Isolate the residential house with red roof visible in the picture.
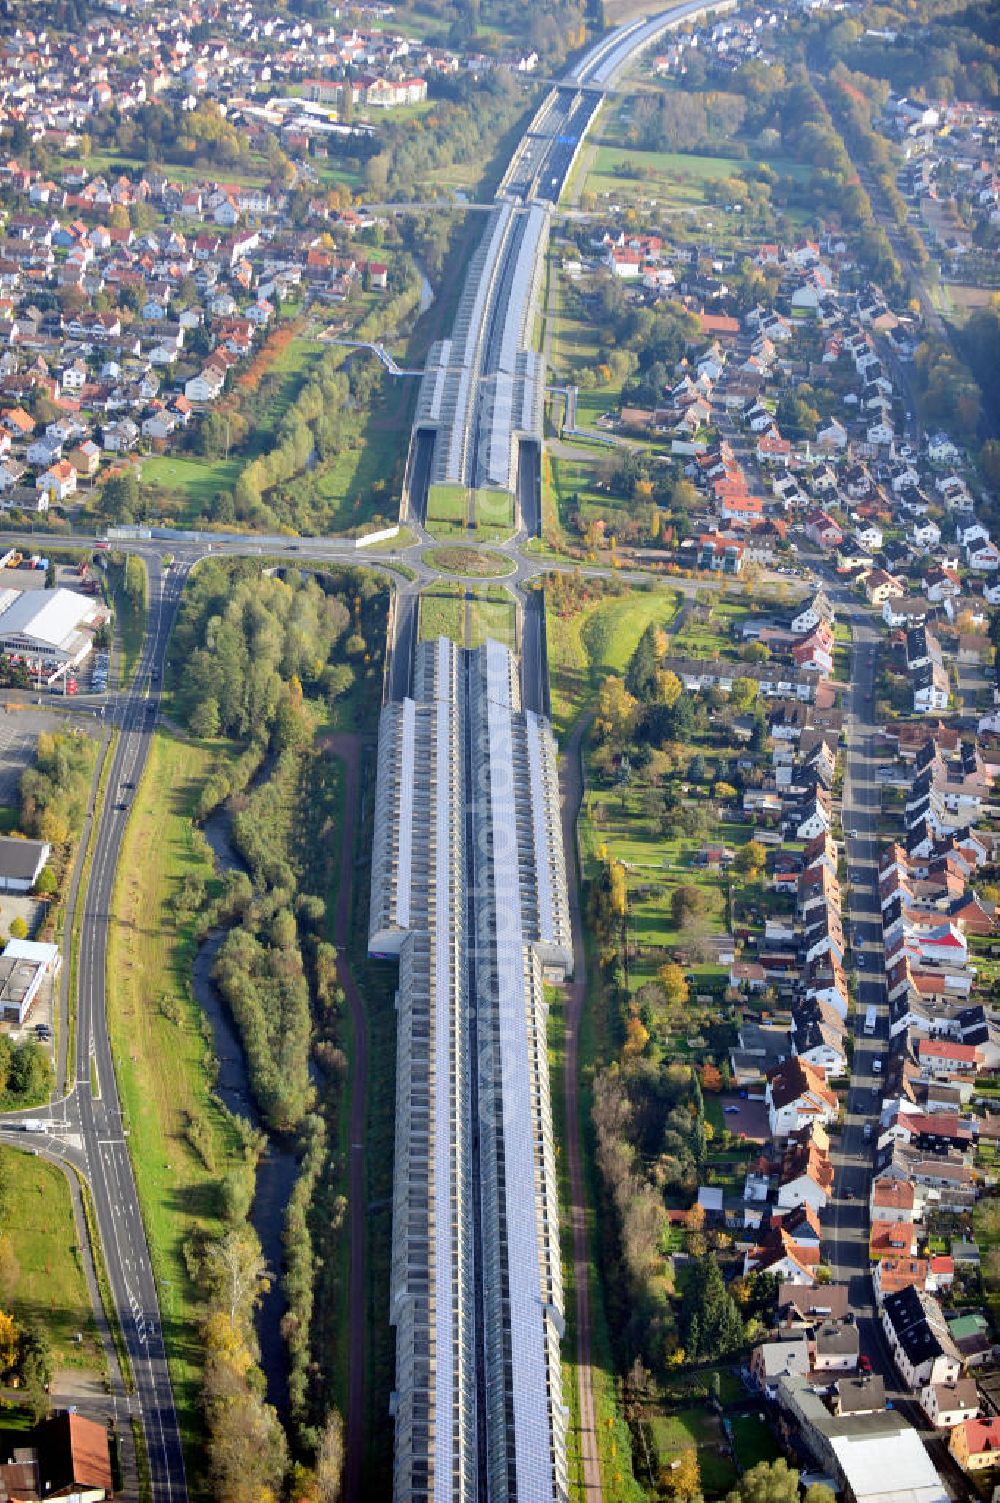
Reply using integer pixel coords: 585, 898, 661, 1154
949, 1417, 1000, 1472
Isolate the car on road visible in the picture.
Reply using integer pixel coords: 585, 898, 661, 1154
846, 1188, 855, 1200
116, 800, 128, 811
724, 1105, 740, 1114
123, 780, 134, 789
860, 1354, 872, 1373
872, 1083, 879, 1095
873, 1058, 882, 1074
857, 955, 865, 968
863, 1122, 873, 1139
849, 828, 859, 837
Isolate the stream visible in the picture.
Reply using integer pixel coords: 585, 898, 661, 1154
193, 807, 299, 1421
415, 258, 435, 316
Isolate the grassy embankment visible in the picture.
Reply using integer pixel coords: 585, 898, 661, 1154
105, 731, 246, 1487
546, 584, 682, 1501
0, 1145, 104, 1375
546, 584, 683, 739
549, 989, 647, 1503
418, 584, 517, 649
104, 554, 148, 684
424, 483, 516, 541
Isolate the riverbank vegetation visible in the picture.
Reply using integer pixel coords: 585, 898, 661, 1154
106, 729, 255, 1487
160, 559, 387, 1489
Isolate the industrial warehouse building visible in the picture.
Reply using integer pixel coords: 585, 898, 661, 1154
0, 586, 104, 683
370, 636, 572, 1503
0, 937, 60, 1024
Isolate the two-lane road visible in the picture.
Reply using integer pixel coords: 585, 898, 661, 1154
75, 559, 190, 1502
822, 578, 909, 1403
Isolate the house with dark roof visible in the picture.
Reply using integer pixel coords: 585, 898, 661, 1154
831, 1374, 886, 1416
0, 834, 49, 892
778, 1282, 850, 1326
881, 1285, 962, 1390
812, 1319, 860, 1372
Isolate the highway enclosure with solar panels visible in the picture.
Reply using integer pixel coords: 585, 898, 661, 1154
405, 0, 735, 538
377, 6, 736, 1501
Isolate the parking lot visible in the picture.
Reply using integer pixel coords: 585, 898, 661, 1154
0, 560, 84, 595
716, 1093, 770, 1144
0, 708, 96, 810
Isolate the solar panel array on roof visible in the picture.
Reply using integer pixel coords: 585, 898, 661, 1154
370, 639, 572, 1503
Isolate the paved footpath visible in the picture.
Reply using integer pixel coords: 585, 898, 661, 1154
560, 711, 603, 1502
325, 732, 368, 1503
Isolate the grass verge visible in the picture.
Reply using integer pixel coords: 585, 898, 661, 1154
0, 1146, 104, 1374
131, 1414, 152, 1503
549, 981, 645, 1503
106, 730, 246, 1484
106, 556, 148, 685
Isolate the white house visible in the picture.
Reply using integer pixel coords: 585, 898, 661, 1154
927, 433, 961, 465
967, 540, 1000, 573
766, 1057, 838, 1138
184, 369, 225, 403
911, 519, 941, 551
36, 459, 77, 501
0, 837, 51, 894
921, 1378, 979, 1430
881, 1286, 962, 1391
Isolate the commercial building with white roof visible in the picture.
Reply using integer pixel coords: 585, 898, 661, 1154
778, 1375, 949, 1503
829, 1428, 949, 1503
370, 636, 572, 1503
0, 586, 104, 681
